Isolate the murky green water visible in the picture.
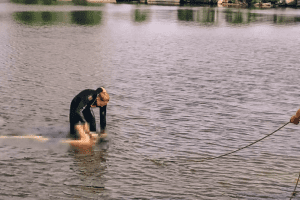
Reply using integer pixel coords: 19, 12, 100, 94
1, 1, 300, 199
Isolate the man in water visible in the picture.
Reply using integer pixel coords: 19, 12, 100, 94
69, 87, 110, 148
290, 108, 300, 125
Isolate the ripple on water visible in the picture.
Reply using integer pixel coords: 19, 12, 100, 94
0, 3, 300, 200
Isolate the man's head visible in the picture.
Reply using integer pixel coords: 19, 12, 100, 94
96, 88, 109, 107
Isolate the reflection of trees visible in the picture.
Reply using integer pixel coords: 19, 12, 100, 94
247, 12, 259, 23
273, 14, 300, 24
11, 0, 53, 4
14, 12, 63, 25
134, 10, 148, 22
71, 11, 102, 26
178, 9, 217, 25
196, 8, 215, 24
225, 9, 243, 24
178, 10, 194, 21
14, 11, 102, 26
14, 12, 35, 24
223, 10, 300, 25
41, 12, 52, 22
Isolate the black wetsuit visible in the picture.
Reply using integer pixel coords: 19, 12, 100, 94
69, 88, 106, 139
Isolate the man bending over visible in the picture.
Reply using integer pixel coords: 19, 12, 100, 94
69, 87, 109, 146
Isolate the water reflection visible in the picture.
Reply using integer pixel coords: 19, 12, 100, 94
273, 14, 300, 24
177, 8, 300, 26
41, 12, 54, 22
178, 9, 194, 21
196, 8, 216, 24
224, 10, 300, 25
71, 150, 107, 196
12, 0, 54, 5
178, 8, 217, 25
224, 9, 243, 24
13, 11, 67, 25
71, 11, 102, 25
134, 9, 148, 22
13, 11, 102, 26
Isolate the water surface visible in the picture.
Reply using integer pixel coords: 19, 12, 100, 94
1, 1, 300, 199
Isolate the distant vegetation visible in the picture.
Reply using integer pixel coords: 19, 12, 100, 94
11, 0, 103, 6
10, 0, 298, 8
244, 0, 278, 5
72, 0, 88, 5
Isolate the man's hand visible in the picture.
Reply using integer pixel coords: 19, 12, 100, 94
290, 115, 299, 125
296, 109, 300, 118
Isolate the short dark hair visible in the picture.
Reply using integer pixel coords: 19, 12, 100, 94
96, 87, 103, 94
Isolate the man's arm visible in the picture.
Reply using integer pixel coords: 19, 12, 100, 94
100, 105, 107, 133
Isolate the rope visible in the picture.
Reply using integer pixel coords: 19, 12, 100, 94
290, 172, 300, 200
185, 121, 290, 163
149, 121, 300, 198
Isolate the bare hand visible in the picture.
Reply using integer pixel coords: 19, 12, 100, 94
296, 109, 300, 118
290, 115, 299, 125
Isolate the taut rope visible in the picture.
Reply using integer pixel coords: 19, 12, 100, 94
186, 121, 290, 163
290, 172, 300, 200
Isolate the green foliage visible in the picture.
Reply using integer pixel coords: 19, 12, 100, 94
246, 0, 279, 4
24, 0, 39, 4
261, 0, 277, 3
72, 0, 88, 5
42, 0, 53, 5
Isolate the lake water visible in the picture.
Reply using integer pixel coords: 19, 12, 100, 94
1, 1, 300, 199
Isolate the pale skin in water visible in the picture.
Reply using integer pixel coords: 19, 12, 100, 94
63, 89, 109, 150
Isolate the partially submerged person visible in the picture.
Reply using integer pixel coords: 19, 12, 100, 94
290, 108, 300, 125
65, 87, 110, 152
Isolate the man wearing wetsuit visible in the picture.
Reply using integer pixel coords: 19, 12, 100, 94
69, 87, 109, 140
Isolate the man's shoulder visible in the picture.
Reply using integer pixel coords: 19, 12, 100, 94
74, 89, 98, 106
72, 89, 96, 102
76, 89, 97, 97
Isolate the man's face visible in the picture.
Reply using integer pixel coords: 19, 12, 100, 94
96, 96, 109, 107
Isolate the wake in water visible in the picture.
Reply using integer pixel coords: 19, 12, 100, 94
0, 132, 108, 155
